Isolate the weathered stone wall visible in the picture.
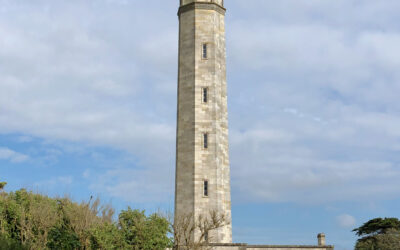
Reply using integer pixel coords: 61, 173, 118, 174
175, 2, 196, 228
168, 245, 334, 250
175, 0, 232, 244
208, 243, 334, 250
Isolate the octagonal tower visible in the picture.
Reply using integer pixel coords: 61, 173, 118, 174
175, 0, 232, 244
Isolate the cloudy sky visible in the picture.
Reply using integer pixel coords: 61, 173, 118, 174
1, 0, 400, 249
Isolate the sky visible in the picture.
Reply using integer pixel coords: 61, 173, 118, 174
1, 0, 400, 249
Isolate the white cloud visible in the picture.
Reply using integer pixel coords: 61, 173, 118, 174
0, 147, 29, 163
336, 214, 356, 228
89, 167, 174, 203
17, 135, 33, 143
82, 169, 91, 179
0, 0, 179, 204
34, 176, 73, 187
225, 0, 400, 203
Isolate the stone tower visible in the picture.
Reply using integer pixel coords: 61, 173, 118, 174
175, 0, 232, 243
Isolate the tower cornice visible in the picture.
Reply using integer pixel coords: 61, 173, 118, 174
178, 2, 226, 16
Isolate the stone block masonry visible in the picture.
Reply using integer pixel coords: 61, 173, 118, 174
175, 0, 232, 244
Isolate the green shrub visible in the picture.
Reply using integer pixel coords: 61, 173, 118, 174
119, 208, 172, 250
0, 234, 28, 250
47, 224, 81, 250
0, 186, 172, 250
89, 222, 128, 250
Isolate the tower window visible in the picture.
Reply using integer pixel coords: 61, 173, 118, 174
202, 43, 208, 59
202, 88, 208, 103
204, 180, 209, 197
203, 133, 208, 149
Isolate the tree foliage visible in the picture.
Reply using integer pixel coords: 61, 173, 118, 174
0, 187, 172, 250
0, 234, 28, 250
0, 184, 232, 250
119, 208, 172, 250
353, 217, 400, 237
0, 182, 6, 191
354, 218, 400, 250
89, 222, 128, 250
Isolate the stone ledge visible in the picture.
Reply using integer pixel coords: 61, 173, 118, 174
208, 243, 334, 249
178, 2, 226, 16
246, 245, 334, 249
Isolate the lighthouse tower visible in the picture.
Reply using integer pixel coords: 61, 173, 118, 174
175, 0, 232, 243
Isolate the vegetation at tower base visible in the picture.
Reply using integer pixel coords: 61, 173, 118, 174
353, 217, 400, 250
0, 182, 6, 191
0, 184, 229, 250
0, 186, 172, 250
118, 208, 171, 249
172, 210, 230, 250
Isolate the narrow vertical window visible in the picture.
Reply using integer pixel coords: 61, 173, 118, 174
205, 231, 209, 242
203, 133, 208, 149
204, 180, 209, 197
202, 88, 208, 103
202, 43, 208, 59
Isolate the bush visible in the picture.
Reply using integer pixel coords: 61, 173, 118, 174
119, 208, 172, 250
47, 224, 81, 250
89, 222, 127, 249
0, 187, 171, 249
0, 234, 28, 250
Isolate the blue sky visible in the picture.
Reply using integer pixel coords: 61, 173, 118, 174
1, 0, 400, 249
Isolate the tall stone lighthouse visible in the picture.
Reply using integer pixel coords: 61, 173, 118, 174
174, 0, 232, 244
